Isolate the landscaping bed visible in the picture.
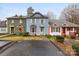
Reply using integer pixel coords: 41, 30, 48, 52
72, 40, 79, 55
54, 41, 75, 56
47, 35, 76, 56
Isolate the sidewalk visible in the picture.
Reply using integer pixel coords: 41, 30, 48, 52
64, 39, 75, 46
0, 41, 11, 47
0, 34, 11, 38
0, 41, 12, 49
0, 34, 14, 51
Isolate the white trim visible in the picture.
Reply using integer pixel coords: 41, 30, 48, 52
73, 27, 75, 32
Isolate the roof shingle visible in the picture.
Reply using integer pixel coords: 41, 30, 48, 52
51, 20, 79, 27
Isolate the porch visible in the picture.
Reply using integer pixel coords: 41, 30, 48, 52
49, 26, 79, 36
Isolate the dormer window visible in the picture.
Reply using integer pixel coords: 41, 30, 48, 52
20, 19, 22, 23
54, 24, 57, 26
14, 14, 18, 17
11, 20, 14, 23
64, 24, 66, 26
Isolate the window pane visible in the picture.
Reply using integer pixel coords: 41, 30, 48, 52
12, 20, 14, 23
56, 27, 60, 32
67, 27, 73, 31
1, 28, 6, 31
41, 19, 43, 24
32, 19, 35, 23
51, 27, 55, 32
20, 19, 22, 23
40, 27, 44, 32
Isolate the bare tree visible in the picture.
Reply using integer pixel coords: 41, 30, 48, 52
60, 4, 79, 24
47, 11, 56, 25
47, 11, 56, 20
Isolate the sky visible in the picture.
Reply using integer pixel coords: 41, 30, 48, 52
0, 3, 70, 20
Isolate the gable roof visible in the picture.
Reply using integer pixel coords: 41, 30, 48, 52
0, 21, 6, 27
51, 20, 79, 27
7, 12, 48, 19
27, 12, 48, 19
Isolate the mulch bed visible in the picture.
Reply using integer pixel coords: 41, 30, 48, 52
53, 41, 76, 56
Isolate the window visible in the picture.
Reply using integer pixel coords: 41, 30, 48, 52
52, 27, 60, 32
40, 27, 44, 32
41, 19, 44, 24
67, 27, 73, 31
11, 20, 14, 23
56, 27, 60, 32
1, 28, 6, 31
20, 19, 22, 23
51, 27, 55, 32
54, 24, 57, 26
32, 19, 35, 23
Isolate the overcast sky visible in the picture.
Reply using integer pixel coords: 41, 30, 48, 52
0, 3, 70, 20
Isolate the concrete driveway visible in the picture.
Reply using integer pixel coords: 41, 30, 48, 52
0, 40, 65, 56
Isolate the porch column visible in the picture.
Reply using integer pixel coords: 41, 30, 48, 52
73, 27, 75, 32
65, 27, 68, 36
48, 26, 51, 34
60, 27, 63, 35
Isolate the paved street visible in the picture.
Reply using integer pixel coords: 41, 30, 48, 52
0, 40, 65, 56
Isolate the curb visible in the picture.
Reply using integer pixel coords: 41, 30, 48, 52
49, 40, 69, 56
0, 41, 17, 53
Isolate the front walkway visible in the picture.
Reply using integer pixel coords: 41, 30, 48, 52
64, 39, 75, 46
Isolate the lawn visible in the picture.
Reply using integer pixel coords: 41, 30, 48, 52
0, 35, 48, 41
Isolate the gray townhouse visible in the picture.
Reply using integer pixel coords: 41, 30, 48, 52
26, 12, 49, 35
7, 7, 49, 35
7, 15, 26, 35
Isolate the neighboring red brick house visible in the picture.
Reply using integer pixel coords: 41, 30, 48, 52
49, 20, 79, 36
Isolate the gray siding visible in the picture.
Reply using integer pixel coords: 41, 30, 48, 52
26, 19, 49, 35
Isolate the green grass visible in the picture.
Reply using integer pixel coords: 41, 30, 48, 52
0, 35, 47, 41
46, 35, 56, 41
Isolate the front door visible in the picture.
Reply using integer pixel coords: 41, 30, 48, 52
11, 27, 14, 34
30, 25, 36, 35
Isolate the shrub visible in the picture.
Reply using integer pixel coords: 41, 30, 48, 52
55, 35, 64, 43
26, 32, 29, 36
16, 32, 23, 36
72, 44, 79, 55
46, 35, 52, 38
46, 35, 56, 40
16, 32, 29, 36
69, 32, 76, 39
22, 32, 29, 36
70, 35, 76, 39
